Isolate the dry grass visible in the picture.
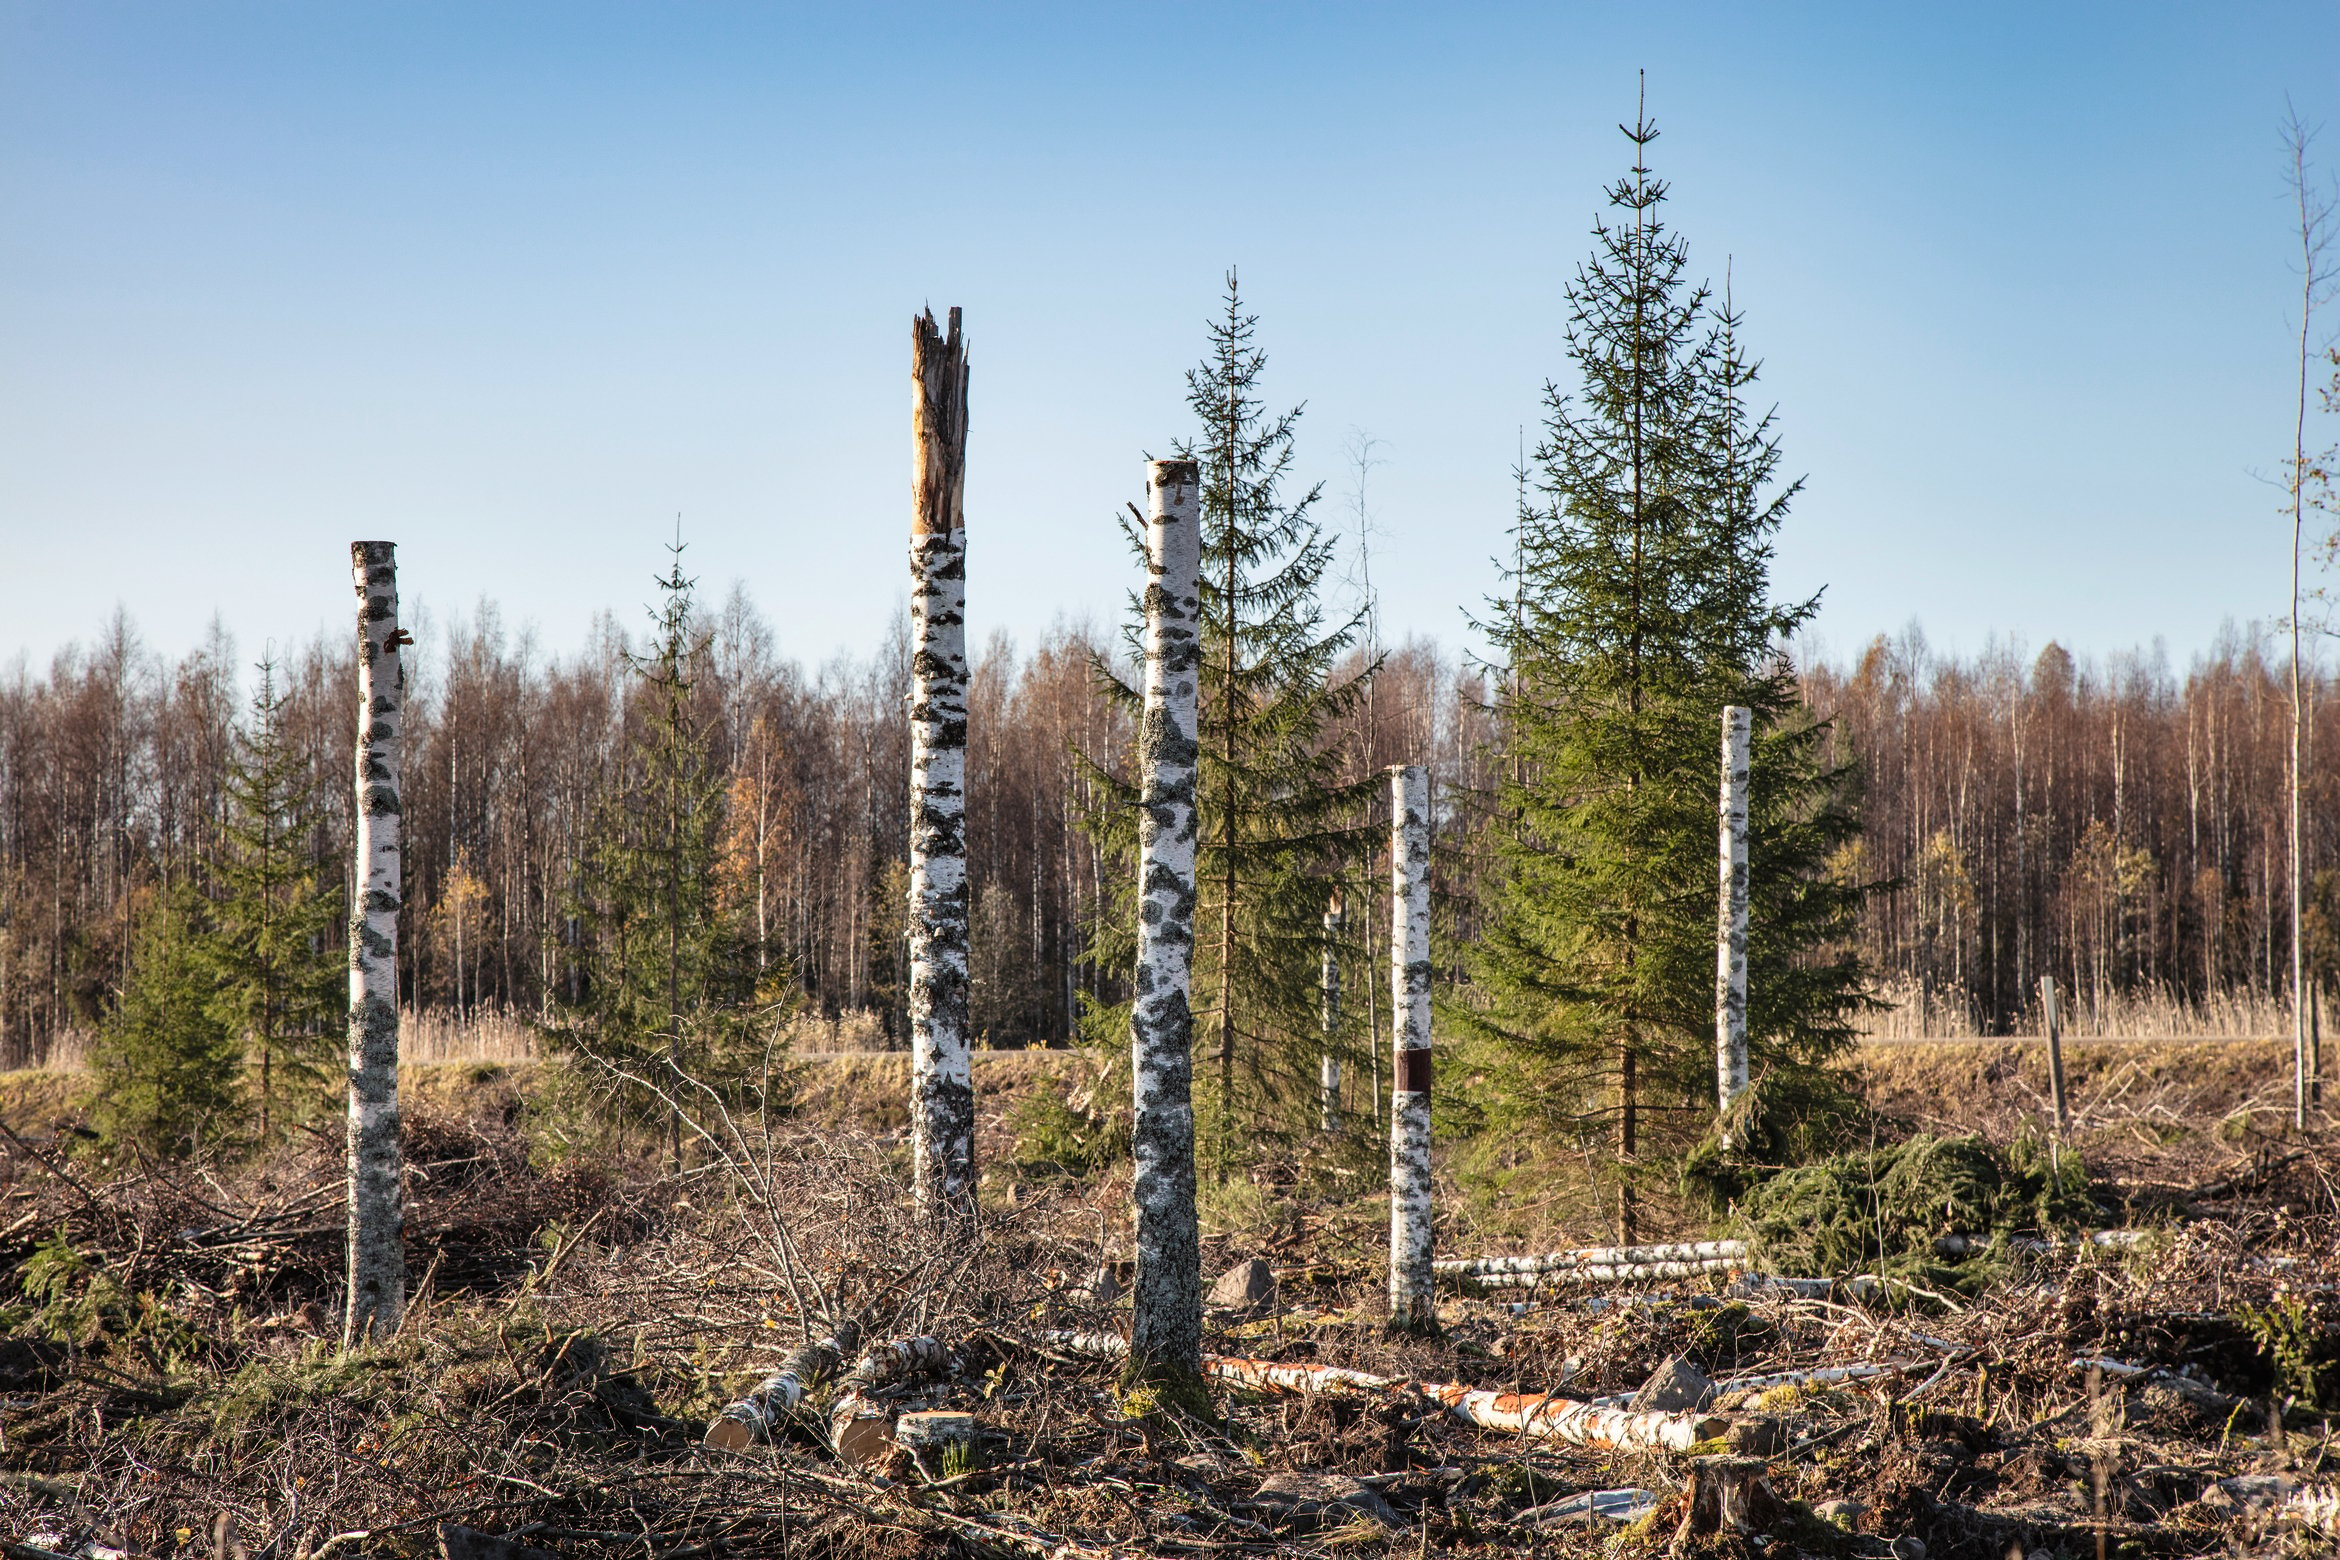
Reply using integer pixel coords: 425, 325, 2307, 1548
1858, 976, 2321, 1042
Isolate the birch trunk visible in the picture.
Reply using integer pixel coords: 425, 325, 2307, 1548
345, 541, 407, 1348
908, 306, 974, 1216
1319, 891, 1343, 1133
1129, 458, 1204, 1380
1715, 706, 1751, 1115
1387, 764, 1433, 1331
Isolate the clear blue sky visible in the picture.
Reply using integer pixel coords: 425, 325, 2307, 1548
3, 2, 2335, 680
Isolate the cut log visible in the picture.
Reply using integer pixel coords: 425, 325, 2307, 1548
1436, 1239, 1747, 1277
825, 1334, 957, 1464
705, 1320, 863, 1451
1453, 1257, 1743, 1289
1035, 1331, 1718, 1453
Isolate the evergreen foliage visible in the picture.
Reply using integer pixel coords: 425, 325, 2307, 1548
560, 543, 765, 1156
1082, 273, 1375, 1169
210, 659, 343, 1138
90, 888, 244, 1156
1455, 104, 1867, 1231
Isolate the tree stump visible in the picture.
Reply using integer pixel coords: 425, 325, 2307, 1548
1671, 1455, 1781, 1552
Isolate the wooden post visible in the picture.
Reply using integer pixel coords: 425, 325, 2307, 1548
2312, 979, 2323, 1107
345, 542, 407, 1348
1388, 764, 1434, 1332
1129, 457, 1204, 1382
908, 306, 974, 1217
1715, 706, 1751, 1116
1320, 889, 1343, 1133
2041, 975, 2068, 1134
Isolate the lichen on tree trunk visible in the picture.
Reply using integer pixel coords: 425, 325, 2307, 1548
1715, 705, 1750, 1115
1129, 458, 1204, 1383
1387, 764, 1433, 1332
345, 540, 406, 1348
908, 306, 974, 1217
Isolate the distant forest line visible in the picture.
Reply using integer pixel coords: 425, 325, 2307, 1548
0, 595, 2333, 1069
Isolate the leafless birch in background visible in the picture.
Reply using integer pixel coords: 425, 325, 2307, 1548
345, 541, 407, 1347
1320, 889, 1343, 1133
1715, 706, 1751, 1115
909, 306, 975, 1214
1387, 763, 1433, 1332
1130, 458, 1203, 1381
2284, 106, 2334, 1131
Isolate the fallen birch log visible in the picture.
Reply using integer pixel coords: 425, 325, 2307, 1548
1035, 1331, 1719, 1454
706, 1320, 864, 1450
829, 1335, 957, 1464
1436, 1240, 1747, 1278
1455, 1256, 1744, 1289
1713, 1360, 1919, 1397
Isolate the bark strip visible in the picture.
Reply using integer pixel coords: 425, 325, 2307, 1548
345, 541, 407, 1348
1387, 764, 1433, 1330
1716, 706, 1750, 1113
908, 306, 974, 1216
1129, 458, 1204, 1379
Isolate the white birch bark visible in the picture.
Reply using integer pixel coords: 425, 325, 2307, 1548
345, 541, 407, 1348
704, 1320, 862, 1450
1436, 1239, 1748, 1277
909, 306, 974, 1215
1715, 706, 1751, 1114
1128, 457, 1203, 1378
1319, 891, 1342, 1133
1387, 764, 1433, 1330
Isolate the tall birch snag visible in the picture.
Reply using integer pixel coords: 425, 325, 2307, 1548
345, 541, 407, 1348
1714, 706, 1751, 1116
1319, 890, 1343, 1134
908, 306, 974, 1217
1387, 764, 1433, 1332
1129, 457, 1204, 1382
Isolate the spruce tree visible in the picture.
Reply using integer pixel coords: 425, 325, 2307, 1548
91, 888, 244, 1156
564, 541, 752, 1161
1083, 273, 1374, 1170
211, 658, 344, 1138
1458, 106, 1866, 1237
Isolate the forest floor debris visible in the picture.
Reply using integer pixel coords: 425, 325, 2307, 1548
0, 1049, 2337, 1557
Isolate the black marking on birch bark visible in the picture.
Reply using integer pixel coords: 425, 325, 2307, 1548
1387, 764, 1434, 1332
346, 540, 407, 1348
1130, 458, 1203, 1380
910, 309, 975, 1218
